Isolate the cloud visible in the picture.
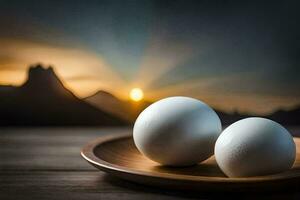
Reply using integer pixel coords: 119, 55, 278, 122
147, 73, 300, 114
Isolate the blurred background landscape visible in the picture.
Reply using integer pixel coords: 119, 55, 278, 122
0, 0, 299, 127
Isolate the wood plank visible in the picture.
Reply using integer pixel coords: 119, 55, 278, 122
0, 128, 300, 199
0, 128, 131, 170
0, 127, 299, 171
0, 171, 299, 200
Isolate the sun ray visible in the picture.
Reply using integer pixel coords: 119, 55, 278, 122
132, 33, 195, 90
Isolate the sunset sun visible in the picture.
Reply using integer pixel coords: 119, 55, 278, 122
130, 88, 144, 102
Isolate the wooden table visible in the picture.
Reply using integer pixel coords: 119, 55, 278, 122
1, 127, 300, 200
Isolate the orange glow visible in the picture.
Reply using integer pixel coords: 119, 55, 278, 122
0, 38, 299, 114
129, 88, 144, 101
0, 38, 127, 97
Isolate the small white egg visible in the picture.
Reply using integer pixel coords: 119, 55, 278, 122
133, 96, 222, 166
215, 117, 296, 177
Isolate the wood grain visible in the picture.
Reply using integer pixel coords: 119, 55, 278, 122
1, 128, 300, 199
82, 133, 300, 191
0, 128, 129, 170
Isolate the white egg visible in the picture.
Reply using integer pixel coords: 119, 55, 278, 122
133, 96, 222, 166
215, 117, 296, 177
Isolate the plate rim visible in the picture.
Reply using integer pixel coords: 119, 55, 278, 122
81, 133, 300, 183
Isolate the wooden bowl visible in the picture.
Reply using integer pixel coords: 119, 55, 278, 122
81, 133, 300, 191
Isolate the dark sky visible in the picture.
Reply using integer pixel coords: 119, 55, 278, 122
0, 0, 299, 113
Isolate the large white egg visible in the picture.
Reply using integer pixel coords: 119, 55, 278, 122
215, 117, 296, 177
133, 96, 222, 166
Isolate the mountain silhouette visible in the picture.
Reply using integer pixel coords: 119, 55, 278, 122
268, 106, 300, 126
85, 92, 249, 125
85, 91, 300, 126
0, 64, 127, 126
85, 90, 152, 122
0, 64, 298, 126
85, 90, 134, 121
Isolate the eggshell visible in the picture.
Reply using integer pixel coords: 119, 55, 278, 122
215, 117, 296, 177
133, 96, 222, 166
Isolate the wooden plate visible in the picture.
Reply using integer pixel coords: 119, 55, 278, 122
81, 133, 300, 191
